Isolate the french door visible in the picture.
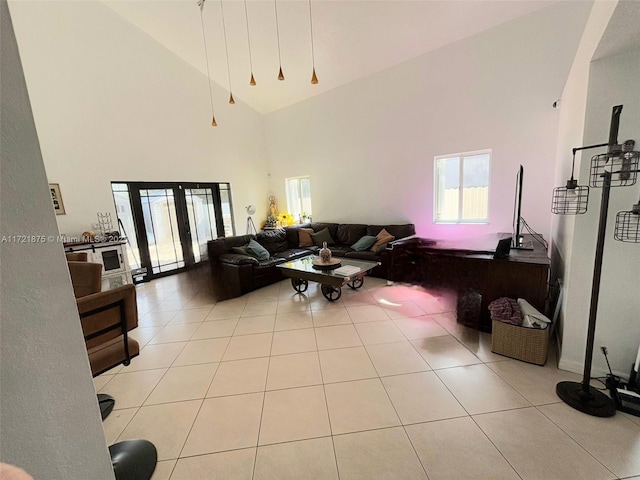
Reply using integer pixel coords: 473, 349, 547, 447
111, 182, 234, 281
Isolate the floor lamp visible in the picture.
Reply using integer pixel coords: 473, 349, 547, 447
552, 105, 640, 417
246, 205, 257, 235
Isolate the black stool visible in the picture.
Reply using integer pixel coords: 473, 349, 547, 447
110, 439, 157, 480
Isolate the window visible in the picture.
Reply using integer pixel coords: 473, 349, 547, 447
434, 150, 490, 223
285, 176, 312, 222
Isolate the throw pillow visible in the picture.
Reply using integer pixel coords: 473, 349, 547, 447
311, 227, 335, 247
351, 235, 378, 252
246, 238, 270, 260
232, 245, 250, 256
370, 228, 395, 253
298, 228, 315, 247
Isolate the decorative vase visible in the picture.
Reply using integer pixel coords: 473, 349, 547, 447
319, 241, 332, 263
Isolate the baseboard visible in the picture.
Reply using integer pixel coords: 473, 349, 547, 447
557, 357, 629, 381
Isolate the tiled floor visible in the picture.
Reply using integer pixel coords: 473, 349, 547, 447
97, 272, 640, 480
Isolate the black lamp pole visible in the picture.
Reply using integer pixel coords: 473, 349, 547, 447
555, 105, 622, 417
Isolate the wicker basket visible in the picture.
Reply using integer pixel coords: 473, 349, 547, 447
491, 319, 549, 365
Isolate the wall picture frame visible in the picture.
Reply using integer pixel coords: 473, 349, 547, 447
49, 183, 65, 215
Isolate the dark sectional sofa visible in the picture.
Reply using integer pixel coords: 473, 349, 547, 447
207, 222, 416, 300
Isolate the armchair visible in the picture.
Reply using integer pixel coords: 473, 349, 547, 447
68, 261, 102, 298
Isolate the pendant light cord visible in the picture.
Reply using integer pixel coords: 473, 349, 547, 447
199, 2, 216, 119
274, 0, 283, 68
308, 0, 315, 69
243, 0, 255, 78
219, 0, 234, 99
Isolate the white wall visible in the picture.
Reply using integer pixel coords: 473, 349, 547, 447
560, 47, 640, 378
0, 1, 115, 478
264, 2, 592, 240
9, 0, 269, 238
550, 1, 617, 349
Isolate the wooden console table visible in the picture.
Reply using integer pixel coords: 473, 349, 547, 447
404, 233, 549, 332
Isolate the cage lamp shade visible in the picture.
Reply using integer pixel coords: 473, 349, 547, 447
552, 179, 589, 215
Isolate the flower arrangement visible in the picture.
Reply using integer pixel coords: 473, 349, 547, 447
278, 213, 295, 226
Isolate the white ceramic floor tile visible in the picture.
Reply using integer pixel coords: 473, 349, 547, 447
354, 320, 406, 345
148, 324, 201, 345
206, 304, 245, 321
173, 337, 230, 366
333, 427, 428, 480
129, 326, 165, 349
168, 308, 211, 324
382, 371, 466, 424
171, 448, 255, 480
436, 364, 531, 414
381, 301, 425, 319
315, 324, 362, 350
474, 407, 616, 480
207, 357, 269, 397
365, 341, 430, 377
145, 363, 218, 405
117, 400, 202, 461
406, 417, 521, 480
99, 369, 166, 409
271, 328, 317, 356
181, 393, 264, 456
277, 296, 311, 314
274, 311, 314, 331
312, 308, 352, 327
222, 332, 273, 361
103, 407, 138, 445
150, 460, 175, 480
346, 304, 391, 323
126, 343, 186, 371
191, 318, 238, 339
318, 346, 378, 383
266, 352, 322, 390
341, 289, 377, 307
394, 316, 450, 340
93, 374, 114, 392
242, 301, 278, 317
139, 310, 179, 327
234, 314, 276, 336
411, 335, 481, 369
259, 385, 331, 445
540, 402, 640, 478
487, 359, 582, 405
324, 379, 400, 435
254, 437, 338, 480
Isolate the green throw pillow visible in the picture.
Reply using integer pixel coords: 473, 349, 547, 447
311, 228, 335, 247
351, 235, 377, 252
247, 238, 270, 260
232, 245, 250, 256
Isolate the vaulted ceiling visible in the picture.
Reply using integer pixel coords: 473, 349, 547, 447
104, 0, 558, 113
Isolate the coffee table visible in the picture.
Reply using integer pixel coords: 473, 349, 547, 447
277, 255, 380, 301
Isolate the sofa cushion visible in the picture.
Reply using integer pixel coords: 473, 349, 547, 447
311, 228, 335, 246
298, 228, 314, 247
309, 223, 339, 242
224, 234, 256, 250
370, 228, 395, 253
336, 224, 367, 245
256, 228, 288, 254
219, 253, 259, 266
273, 249, 312, 262
232, 245, 250, 256
367, 224, 415, 240
247, 239, 270, 260
345, 250, 379, 262
329, 246, 352, 257
351, 235, 377, 251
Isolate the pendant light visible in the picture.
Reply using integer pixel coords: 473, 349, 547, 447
614, 140, 640, 243
551, 148, 590, 215
308, 0, 318, 84
243, 0, 256, 86
197, 0, 217, 126
274, 0, 284, 80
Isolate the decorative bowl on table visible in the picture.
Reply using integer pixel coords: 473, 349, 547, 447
312, 257, 341, 270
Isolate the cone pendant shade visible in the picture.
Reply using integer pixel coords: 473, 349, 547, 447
211, 115, 217, 127
229, 93, 235, 104
250, 73, 256, 86
311, 68, 318, 84
278, 67, 285, 81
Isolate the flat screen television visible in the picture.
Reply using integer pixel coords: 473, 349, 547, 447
512, 165, 533, 250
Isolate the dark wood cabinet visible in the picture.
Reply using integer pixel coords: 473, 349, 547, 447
403, 234, 549, 332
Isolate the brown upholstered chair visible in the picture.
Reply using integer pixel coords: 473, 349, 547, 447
65, 251, 88, 262
77, 284, 140, 377
68, 261, 102, 298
